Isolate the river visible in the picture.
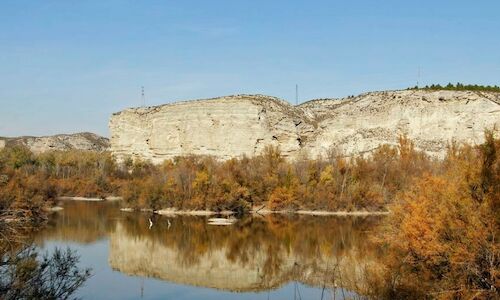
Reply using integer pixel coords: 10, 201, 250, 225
32, 201, 384, 300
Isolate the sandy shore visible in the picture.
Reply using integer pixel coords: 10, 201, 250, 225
156, 208, 235, 216
58, 196, 103, 201
296, 210, 390, 216
250, 209, 389, 216
47, 206, 64, 212
120, 208, 134, 212
57, 196, 123, 202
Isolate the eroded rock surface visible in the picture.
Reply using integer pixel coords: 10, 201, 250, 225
0, 132, 110, 153
110, 90, 500, 162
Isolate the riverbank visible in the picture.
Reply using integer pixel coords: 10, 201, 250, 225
118, 206, 390, 217
54, 197, 390, 217
55, 196, 390, 216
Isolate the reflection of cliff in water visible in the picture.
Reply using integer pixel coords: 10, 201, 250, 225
35, 203, 384, 293
109, 215, 383, 293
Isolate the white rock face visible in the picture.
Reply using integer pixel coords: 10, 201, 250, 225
110, 90, 500, 163
301, 90, 500, 158
0, 132, 110, 153
110, 95, 312, 163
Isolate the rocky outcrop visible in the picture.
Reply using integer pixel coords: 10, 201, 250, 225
109, 90, 500, 162
0, 132, 110, 153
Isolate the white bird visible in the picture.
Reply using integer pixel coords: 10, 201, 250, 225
167, 219, 171, 229
148, 218, 153, 229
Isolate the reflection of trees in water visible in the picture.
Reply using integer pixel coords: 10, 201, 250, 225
36, 201, 120, 244
118, 213, 383, 289
41, 202, 381, 278
34, 202, 383, 294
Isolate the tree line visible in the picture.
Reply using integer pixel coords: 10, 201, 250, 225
409, 82, 500, 92
0, 136, 433, 213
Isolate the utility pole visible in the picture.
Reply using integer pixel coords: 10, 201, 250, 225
295, 84, 299, 105
417, 66, 421, 88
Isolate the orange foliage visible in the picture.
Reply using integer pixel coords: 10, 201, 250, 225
375, 132, 500, 299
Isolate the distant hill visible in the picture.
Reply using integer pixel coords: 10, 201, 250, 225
0, 132, 110, 153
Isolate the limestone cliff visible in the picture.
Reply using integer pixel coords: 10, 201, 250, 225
109, 90, 500, 162
110, 95, 314, 163
0, 132, 110, 153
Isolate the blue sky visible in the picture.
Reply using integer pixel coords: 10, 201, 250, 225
0, 0, 499, 137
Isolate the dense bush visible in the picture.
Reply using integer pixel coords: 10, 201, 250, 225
0, 246, 91, 300
371, 131, 499, 299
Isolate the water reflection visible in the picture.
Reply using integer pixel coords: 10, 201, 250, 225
40, 201, 118, 243
36, 202, 384, 298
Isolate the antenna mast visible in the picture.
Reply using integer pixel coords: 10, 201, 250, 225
295, 84, 298, 105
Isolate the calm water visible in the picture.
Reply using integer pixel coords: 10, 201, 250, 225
33, 201, 384, 300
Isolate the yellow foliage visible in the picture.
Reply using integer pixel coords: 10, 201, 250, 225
319, 165, 334, 184
268, 187, 295, 210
